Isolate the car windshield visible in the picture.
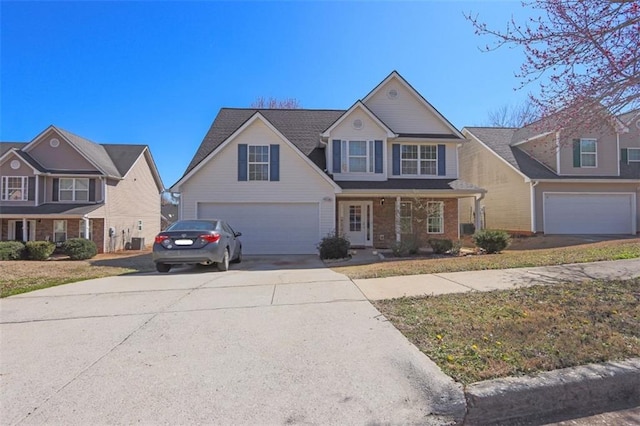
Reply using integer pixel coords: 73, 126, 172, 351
167, 220, 218, 231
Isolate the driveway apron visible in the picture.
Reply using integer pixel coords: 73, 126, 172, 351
0, 256, 464, 425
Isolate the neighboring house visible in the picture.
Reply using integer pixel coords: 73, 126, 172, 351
171, 71, 485, 255
459, 110, 639, 235
161, 202, 178, 229
0, 126, 164, 252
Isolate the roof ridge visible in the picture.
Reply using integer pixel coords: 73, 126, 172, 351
219, 107, 347, 112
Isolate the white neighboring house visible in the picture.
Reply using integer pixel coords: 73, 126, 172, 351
172, 71, 485, 254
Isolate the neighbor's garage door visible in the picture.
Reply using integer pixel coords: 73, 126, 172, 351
197, 202, 320, 254
544, 193, 634, 234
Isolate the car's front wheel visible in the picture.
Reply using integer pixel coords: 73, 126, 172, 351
217, 248, 230, 272
156, 262, 171, 273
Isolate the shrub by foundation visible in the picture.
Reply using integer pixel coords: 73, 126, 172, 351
62, 238, 98, 260
25, 241, 56, 260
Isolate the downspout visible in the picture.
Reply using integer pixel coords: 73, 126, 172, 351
530, 181, 539, 233
474, 193, 485, 232
395, 196, 401, 243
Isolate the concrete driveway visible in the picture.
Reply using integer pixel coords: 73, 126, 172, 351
0, 256, 464, 425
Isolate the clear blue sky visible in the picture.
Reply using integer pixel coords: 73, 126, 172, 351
1, 1, 533, 188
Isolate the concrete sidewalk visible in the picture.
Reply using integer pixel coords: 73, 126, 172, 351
353, 258, 640, 300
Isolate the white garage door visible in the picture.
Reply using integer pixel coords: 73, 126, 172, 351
197, 202, 320, 254
544, 193, 634, 234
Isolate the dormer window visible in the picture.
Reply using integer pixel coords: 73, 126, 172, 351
341, 140, 375, 173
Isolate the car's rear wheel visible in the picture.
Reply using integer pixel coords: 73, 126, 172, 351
232, 246, 242, 264
156, 262, 171, 273
217, 248, 230, 271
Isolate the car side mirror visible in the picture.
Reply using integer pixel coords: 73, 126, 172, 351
234, 232, 242, 237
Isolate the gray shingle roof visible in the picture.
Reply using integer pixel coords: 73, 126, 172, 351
465, 127, 637, 180
184, 108, 345, 177
618, 109, 640, 126
0, 203, 103, 216
56, 127, 121, 177
338, 179, 484, 192
1, 130, 149, 179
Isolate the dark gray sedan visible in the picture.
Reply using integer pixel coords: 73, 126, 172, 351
152, 219, 242, 273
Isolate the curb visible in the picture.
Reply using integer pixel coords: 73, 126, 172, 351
463, 358, 640, 425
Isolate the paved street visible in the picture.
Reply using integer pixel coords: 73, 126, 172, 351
0, 256, 464, 425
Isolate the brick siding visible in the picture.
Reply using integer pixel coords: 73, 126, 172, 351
1, 218, 105, 253
337, 197, 459, 249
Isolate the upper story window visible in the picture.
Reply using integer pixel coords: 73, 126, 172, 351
579, 139, 597, 167
401, 145, 437, 175
628, 148, 640, 162
341, 140, 376, 173
1, 176, 28, 201
248, 145, 269, 181
59, 178, 89, 201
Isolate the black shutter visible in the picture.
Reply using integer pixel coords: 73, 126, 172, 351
392, 144, 400, 176
238, 144, 248, 181
572, 139, 581, 168
269, 145, 279, 181
89, 179, 96, 201
52, 178, 59, 201
437, 144, 446, 176
374, 140, 383, 173
621, 148, 628, 164
28, 177, 35, 201
332, 140, 341, 173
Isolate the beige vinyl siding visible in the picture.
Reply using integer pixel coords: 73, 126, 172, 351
459, 134, 532, 232
328, 107, 388, 181
558, 128, 618, 175
27, 129, 98, 171
364, 79, 452, 134
518, 134, 558, 172
619, 121, 640, 149
103, 152, 161, 252
534, 182, 640, 232
178, 119, 336, 241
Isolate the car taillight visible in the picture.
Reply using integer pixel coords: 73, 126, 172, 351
155, 235, 169, 244
200, 233, 220, 243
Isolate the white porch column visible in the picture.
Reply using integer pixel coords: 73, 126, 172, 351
474, 194, 485, 232
395, 196, 401, 243
22, 218, 28, 241
83, 217, 90, 239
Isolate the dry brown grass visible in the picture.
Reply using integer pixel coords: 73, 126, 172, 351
0, 250, 154, 297
333, 239, 640, 279
374, 278, 640, 384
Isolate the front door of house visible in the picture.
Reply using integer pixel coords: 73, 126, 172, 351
10, 220, 36, 241
341, 202, 372, 247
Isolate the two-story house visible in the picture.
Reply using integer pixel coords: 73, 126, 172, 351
171, 71, 485, 255
0, 126, 164, 252
459, 110, 639, 235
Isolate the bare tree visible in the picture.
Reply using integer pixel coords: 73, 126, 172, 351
487, 101, 539, 127
466, 0, 640, 131
250, 97, 302, 109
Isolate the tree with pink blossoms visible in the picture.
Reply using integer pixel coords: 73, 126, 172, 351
467, 0, 639, 131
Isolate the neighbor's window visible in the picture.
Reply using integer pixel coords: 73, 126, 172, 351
341, 140, 375, 173
580, 139, 597, 167
628, 148, 640, 162
54, 220, 67, 243
248, 145, 269, 181
59, 178, 89, 201
401, 145, 437, 175
427, 201, 444, 234
79, 219, 93, 240
400, 202, 412, 233
138, 220, 143, 231
1, 176, 28, 201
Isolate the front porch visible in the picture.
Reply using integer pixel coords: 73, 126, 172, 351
336, 196, 480, 249
0, 217, 105, 253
